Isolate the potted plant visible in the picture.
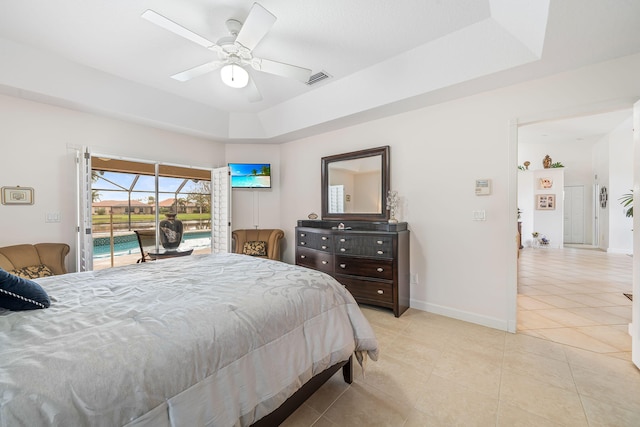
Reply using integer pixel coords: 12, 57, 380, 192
619, 190, 633, 218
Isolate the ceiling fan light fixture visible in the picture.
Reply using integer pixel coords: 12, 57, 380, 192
220, 64, 249, 88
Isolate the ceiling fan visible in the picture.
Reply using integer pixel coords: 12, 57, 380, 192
142, 3, 312, 102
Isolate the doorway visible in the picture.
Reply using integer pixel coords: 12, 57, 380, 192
514, 107, 634, 357
564, 185, 585, 244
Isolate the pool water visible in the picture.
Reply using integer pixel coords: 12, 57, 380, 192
93, 231, 211, 258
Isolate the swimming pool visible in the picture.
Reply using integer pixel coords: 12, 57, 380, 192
93, 231, 211, 258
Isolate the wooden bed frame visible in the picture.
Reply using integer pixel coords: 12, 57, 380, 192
251, 356, 353, 426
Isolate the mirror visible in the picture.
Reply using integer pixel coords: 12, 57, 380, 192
321, 146, 390, 221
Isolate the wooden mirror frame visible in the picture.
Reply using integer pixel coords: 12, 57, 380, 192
321, 146, 390, 221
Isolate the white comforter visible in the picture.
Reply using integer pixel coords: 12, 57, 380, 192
0, 253, 378, 427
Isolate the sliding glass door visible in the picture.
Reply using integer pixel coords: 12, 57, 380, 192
77, 152, 228, 271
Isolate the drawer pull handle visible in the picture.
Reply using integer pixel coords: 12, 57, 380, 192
377, 268, 384, 272
377, 250, 383, 254
340, 264, 346, 268
322, 236, 328, 240
301, 242, 306, 245
322, 245, 327, 249
340, 248, 346, 252
322, 261, 328, 265
377, 240, 383, 244
300, 255, 306, 259
377, 290, 384, 295
300, 233, 306, 237
340, 238, 346, 242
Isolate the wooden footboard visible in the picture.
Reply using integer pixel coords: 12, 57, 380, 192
251, 356, 353, 426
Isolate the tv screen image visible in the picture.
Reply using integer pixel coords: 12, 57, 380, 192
229, 163, 271, 188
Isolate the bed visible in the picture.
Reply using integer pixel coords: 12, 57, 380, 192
0, 253, 379, 426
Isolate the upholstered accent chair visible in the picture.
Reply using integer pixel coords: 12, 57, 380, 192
232, 229, 284, 261
0, 243, 70, 277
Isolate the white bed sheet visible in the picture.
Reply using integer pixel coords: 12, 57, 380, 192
0, 253, 378, 426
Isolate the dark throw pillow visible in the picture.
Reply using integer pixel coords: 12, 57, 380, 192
0, 268, 51, 311
243, 241, 267, 256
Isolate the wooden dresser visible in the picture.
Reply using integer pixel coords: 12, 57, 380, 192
295, 220, 410, 317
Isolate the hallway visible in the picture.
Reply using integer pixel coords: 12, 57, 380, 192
518, 247, 633, 360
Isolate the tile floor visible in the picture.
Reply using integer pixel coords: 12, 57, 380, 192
282, 247, 640, 426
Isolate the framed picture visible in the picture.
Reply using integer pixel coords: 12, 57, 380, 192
1, 186, 34, 205
536, 194, 555, 210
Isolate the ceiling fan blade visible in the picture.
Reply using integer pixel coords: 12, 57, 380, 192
252, 58, 311, 83
246, 78, 263, 103
142, 9, 214, 49
171, 61, 223, 82
235, 3, 276, 51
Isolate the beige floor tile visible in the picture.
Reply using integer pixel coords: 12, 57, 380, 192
499, 369, 588, 426
281, 403, 322, 427
382, 335, 443, 375
574, 325, 632, 352
517, 310, 564, 330
518, 295, 557, 310
322, 382, 411, 426
533, 327, 619, 353
565, 306, 630, 325
497, 401, 565, 427
304, 371, 350, 414
580, 395, 640, 427
502, 350, 575, 391
571, 366, 640, 414
529, 308, 599, 327
356, 352, 431, 407
529, 294, 587, 308
504, 332, 567, 362
430, 347, 503, 398
414, 374, 499, 426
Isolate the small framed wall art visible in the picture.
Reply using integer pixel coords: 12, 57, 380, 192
1, 186, 34, 205
536, 194, 555, 210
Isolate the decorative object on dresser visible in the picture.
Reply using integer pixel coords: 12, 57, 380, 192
295, 220, 410, 317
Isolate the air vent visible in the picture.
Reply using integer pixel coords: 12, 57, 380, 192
306, 71, 331, 85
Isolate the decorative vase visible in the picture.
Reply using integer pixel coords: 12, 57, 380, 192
159, 213, 183, 250
386, 190, 399, 224
543, 155, 552, 169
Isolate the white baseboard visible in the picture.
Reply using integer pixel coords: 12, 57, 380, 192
607, 247, 634, 255
410, 298, 510, 332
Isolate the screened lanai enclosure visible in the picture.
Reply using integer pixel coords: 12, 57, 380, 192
90, 157, 214, 269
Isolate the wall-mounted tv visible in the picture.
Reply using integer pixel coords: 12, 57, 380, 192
229, 163, 271, 188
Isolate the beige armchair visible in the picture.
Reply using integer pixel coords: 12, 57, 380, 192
0, 243, 70, 277
232, 229, 284, 261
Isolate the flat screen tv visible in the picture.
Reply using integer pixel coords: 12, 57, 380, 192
229, 163, 271, 188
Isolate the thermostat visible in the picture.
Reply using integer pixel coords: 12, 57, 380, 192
475, 179, 491, 196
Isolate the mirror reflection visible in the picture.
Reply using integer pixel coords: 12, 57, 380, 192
327, 156, 382, 214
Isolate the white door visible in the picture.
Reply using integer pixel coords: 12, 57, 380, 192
211, 166, 231, 253
632, 99, 640, 370
563, 186, 585, 244
76, 147, 94, 272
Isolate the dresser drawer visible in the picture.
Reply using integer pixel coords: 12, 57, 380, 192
296, 247, 333, 274
336, 275, 393, 306
335, 255, 393, 280
297, 230, 333, 251
334, 235, 393, 258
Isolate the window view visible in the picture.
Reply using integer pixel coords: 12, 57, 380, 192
91, 158, 212, 270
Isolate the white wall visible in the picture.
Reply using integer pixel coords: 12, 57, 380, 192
607, 117, 634, 253
281, 53, 640, 331
0, 94, 225, 272
225, 143, 283, 231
